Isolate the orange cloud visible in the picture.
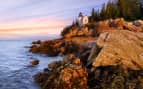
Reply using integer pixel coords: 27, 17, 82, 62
0, 17, 70, 38
0, 17, 69, 29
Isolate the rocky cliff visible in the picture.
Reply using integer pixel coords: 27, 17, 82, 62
29, 18, 143, 89
61, 18, 143, 39
34, 30, 143, 89
88, 30, 143, 70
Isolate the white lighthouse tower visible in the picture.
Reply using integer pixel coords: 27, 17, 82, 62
78, 12, 89, 26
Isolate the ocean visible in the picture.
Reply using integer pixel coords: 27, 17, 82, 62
0, 39, 62, 89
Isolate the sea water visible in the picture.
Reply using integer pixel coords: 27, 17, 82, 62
0, 39, 62, 89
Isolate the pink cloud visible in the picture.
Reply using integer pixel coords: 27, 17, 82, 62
0, 17, 70, 38
0, 17, 70, 29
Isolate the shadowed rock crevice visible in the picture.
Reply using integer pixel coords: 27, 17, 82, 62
88, 66, 143, 89
86, 43, 102, 68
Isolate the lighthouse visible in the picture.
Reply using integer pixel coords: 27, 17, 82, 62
78, 12, 89, 26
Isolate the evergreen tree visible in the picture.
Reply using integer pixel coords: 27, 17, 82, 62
105, 1, 119, 19
90, 8, 96, 22
119, 0, 141, 20
140, 1, 143, 19
89, 0, 143, 22
100, 4, 107, 20
91, 8, 95, 17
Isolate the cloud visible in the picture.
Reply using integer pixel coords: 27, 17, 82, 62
0, 17, 69, 29
0, 17, 69, 38
0, 0, 108, 38
0, 0, 108, 22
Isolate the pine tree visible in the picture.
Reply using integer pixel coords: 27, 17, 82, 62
140, 1, 143, 19
90, 8, 96, 22
91, 8, 95, 17
100, 4, 107, 20
117, 0, 141, 20
89, 0, 143, 22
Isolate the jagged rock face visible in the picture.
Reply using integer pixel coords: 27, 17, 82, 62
96, 18, 143, 33
34, 57, 88, 89
30, 37, 93, 57
91, 30, 143, 70
59, 60, 88, 89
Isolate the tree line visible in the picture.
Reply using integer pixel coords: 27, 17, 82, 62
89, 0, 143, 22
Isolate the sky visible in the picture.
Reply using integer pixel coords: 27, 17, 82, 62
0, 0, 108, 39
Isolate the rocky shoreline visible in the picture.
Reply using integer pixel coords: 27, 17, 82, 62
30, 19, 143, 89
30, 36, 95, 57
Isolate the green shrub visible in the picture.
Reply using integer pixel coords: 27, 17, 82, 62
61, 25, 78, 37
86, 23, 97, 29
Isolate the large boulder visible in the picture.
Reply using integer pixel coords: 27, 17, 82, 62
133, 20, 143, 27
89, 30, 143, 70
30, 59, 39, 66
